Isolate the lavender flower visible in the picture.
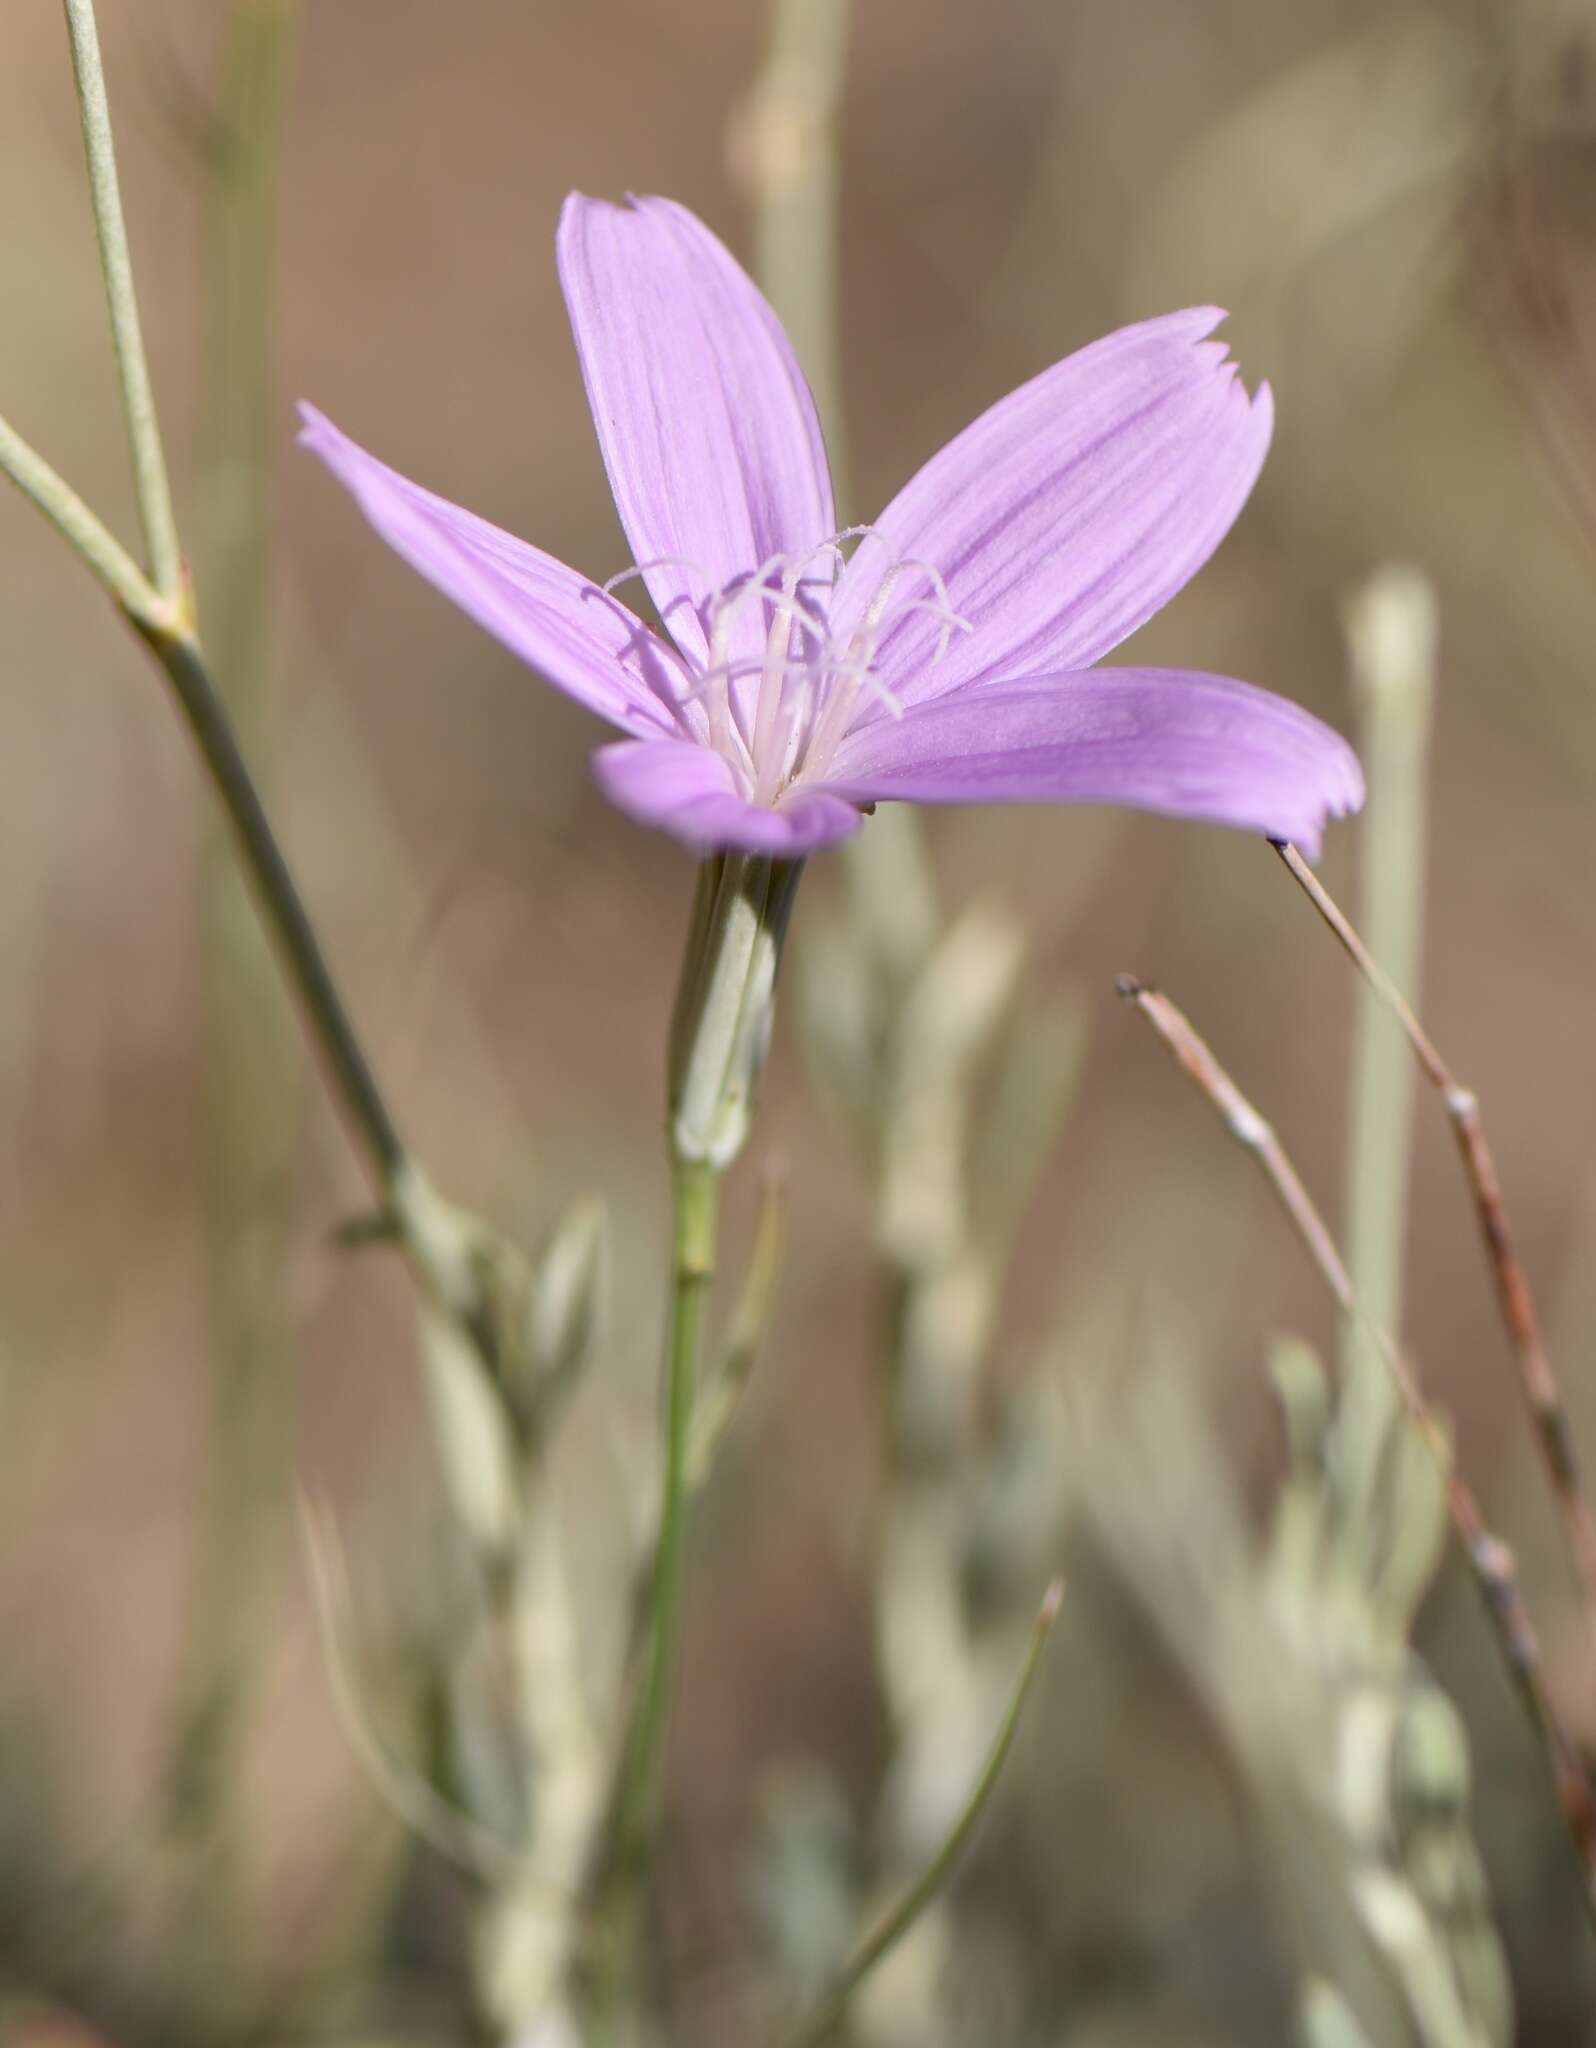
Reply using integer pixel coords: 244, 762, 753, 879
301, 194, 1361, 859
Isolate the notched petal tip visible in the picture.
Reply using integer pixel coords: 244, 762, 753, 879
1242, 377, 1275, 457
1186, 320, 1272, 433
1287, 725, 1365, 861
1154, 305, 1229, 340
295, 399, 336, 448
832, 304, 1279, 711
558, 188, 631, 233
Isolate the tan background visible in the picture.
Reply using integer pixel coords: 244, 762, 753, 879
4, 0, 1596, 2040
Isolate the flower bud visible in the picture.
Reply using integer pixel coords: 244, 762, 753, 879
668, 853, 802, 1168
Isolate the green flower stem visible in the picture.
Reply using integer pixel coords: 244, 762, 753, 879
62, 0, 185, 602
586, 1154, 720, 2040
589, 855, 799, 2030
687, 1158, 787, 1488
785, 1578, 1064, 2048
614, 1153, 719, 1879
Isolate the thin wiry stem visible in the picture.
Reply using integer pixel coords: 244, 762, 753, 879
0, 409, 158, 618
1115, 977, 1346, 1294
784, 1579, 1063, 2048
615, 1158, 717, 1857
1274, 840, 1596, 1663
158, 626, 405, 1182
1, 16, 407, 1195
587, 1155, 721, 2039
687, 1156, 786, 1488
1117, 974, 1596, 1918
62, 0, 185, 601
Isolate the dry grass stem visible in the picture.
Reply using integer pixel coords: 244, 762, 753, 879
1274, 840, 1596, 1669
1116, 974, 1596, 1914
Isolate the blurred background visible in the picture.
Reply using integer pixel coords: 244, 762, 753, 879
5, 0, 1596, 2042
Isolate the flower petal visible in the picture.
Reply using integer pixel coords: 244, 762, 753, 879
557, 194, 835, 673
299, 405, 690, 739
593, 739, 862, 854
829, 310, 1272, 720
817, 667, 1364, 859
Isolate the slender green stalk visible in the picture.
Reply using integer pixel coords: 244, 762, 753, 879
158, 626, 405, 1181
589, 854, 798, 2028
62, 0, 185, 601
687, 1159, 786, 1487
0, 409, 156, 614
588, 1156, 720, 2033
0, 417, 407, 1198
0, 8, 405, 1195
619, 1160, 719, 1849
785, 1579, 1063, 2048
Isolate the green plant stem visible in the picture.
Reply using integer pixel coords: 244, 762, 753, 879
158, 624, 405, 1183
587, 854, 796, 2032
785, 1579, 1063, 2048
625, 1156, 718, 1840
62, 0, 184, 601
0, 433, 402, 1196
1, 8, 405, 1195
687, 1158, 786, 1488
595, 1157, 720, 2005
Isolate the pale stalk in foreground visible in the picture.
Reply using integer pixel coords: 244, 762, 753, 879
1334, 569, 1434, 1543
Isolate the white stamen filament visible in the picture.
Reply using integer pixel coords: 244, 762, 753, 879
703, 592, 742, 763
751, 559, 803, 807
599, 554, 709, 600
602, 531, 971, 806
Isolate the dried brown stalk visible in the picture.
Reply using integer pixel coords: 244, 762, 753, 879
1116, 974, 1596, 1912
1273, 841, 1596, 1660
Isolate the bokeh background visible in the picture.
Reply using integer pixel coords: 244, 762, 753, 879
4, 1, 1596, 2042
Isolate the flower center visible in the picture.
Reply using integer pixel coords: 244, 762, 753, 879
609, 533, 969, 807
